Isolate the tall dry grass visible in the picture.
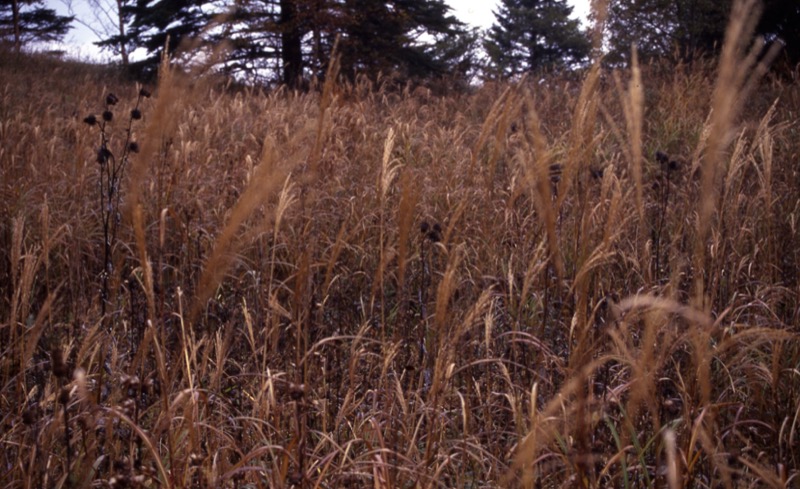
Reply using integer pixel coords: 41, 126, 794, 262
2, 3, 800, 486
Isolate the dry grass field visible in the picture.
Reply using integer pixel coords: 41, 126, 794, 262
2, 8, 800, 488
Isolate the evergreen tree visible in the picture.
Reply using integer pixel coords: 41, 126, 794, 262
124, 0, 212, 76
90, 0, 137, 66
758, 0, 800, 68
334, 0, 468, 81
121, 0, 471, 86
605, 0, 799, 67
484, 0, 590, 77
0, 0, 72, 52
605, 0, 729, 65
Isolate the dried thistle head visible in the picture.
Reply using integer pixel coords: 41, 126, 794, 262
420, 221, 430, 234
97, 147, 112, 166
51, 347, 68, 379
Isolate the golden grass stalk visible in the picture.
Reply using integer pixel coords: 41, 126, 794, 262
693, 0, 781, 309
396, 168, 418, 290
615, 44, 645, 223
521, 91, 564, 280
468, 84, 514, 182
189, 137, 296, 324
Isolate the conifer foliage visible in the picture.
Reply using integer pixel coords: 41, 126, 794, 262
118, 0, 471, 86
484, 0, 590, 77
604, 0, 730, 64
0, 0, 72, 52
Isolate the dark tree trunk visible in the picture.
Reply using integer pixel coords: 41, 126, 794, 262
280, 0, 303, 88
116, 0, 129, 66
11, 0, 21, 53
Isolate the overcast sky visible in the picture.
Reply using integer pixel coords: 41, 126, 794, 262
452, 0, 591, 29
47, 0, 594, 61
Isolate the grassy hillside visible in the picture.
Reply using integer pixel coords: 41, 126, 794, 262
1, 24, 799, 489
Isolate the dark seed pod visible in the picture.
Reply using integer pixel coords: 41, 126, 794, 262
428, 223, 442, 243
22, 405, 39, 425
51, 348, 69, 379
59, 386, 71, 405
288, 383, 306, 400
106, 93, 119, 106
139, 88, 151, 98
655, 150, 669, 165
131, 108, 142, 120
83, 114, 97, 126
109, 475, 130, 488
189, 453, 205, 466
97, 147, 113, 166
420, 221, 430, 234
128, 142, 140, 153
102, 110, 113, 122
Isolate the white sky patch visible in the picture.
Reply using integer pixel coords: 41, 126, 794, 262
446, 0, 592, 29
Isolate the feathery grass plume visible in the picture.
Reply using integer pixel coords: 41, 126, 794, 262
266, 173, 297, 293
396, 168, 418, 291
752, 101, 785, 283
189, 136, 298, 325
467, 84, 514, 182
486, 83, 524, 195
504, 359, 606, 485
615, 44, 645, 224
664, 428, 680, 489
308, 36, 341, 178
557, 60, 601, 210
430, 244, 464, 371
371, 126, 401, 331
693, 0, 780, 310
589, 0, 609, 54
520, 90, 563, 282
125, 45, 185, 323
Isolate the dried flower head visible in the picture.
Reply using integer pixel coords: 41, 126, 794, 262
22, 405, 39, 425
83, 114, 97, 126
131, 108, 142, 120
58, 386, 71, 404
655, 150, 670, 165
420, 221, 430, 234
97, 147, 113, 166
288, 382, 306, 400
128, 142, 140, 153
428, 223, 442, 243
102, 110, 113, 122
139, 88, 151, 98
106, 93, 119, 105
51, 347, 68, 379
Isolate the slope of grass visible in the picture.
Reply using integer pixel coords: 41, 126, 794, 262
1, 23, 799, 489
